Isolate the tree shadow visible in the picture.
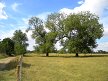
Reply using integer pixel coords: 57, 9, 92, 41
0, 61, 31, 71
40, 54, 108, 58
22, 62, 31, 68
0, 63, 7, 71
68, 54, 108, 58
0, 60, 18, 71
80, 54, 108, 58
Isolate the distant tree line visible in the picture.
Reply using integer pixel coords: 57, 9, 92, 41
94, 50, 108, 54
0, 30, 28, 56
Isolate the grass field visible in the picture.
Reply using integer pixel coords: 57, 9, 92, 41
1, 53, 108, 81
0, 56, 18, 81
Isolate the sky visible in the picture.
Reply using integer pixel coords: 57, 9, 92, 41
0, 0, 108, 51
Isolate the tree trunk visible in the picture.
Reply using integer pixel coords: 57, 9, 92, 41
46, 52, 49, 56
75, 53, 79, 57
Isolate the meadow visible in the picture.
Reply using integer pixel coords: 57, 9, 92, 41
0, 53, 108, 81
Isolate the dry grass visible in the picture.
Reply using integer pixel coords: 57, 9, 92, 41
0, 70, 16, 81
21, 53, 108, 81
0, 56, 18, 81
0, 53, 108, 81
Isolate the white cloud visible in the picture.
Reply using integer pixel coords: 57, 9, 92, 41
26, 31, 35, 51
36, 12, 51, 21
22, 18, 29, 25
95, 42, 108, 51
103, 27, 108, 37
0, 30, 14, 40
0, 2, 8, 19
0, 25, 27, 40
100, 16, 108, 37
60, 0, 108, 16
59, 8, 73, 15
78, 0, 84, 5
55, 41, 63, 50
11, 3, 21, 12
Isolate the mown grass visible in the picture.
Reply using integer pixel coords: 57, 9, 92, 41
0, 53, 108, 81
21, 53, 108, 81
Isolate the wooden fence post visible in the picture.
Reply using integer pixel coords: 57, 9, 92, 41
17, 55, 23, 81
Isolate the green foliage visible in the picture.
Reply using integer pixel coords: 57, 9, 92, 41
46, 13, 66, 40
14, 43, 26, 55
34, 46, 40, 53
13, 30, 28, 45
28, 17, 57, 56
28, 11, 103, 56
0, 41, 5, 53
58, 48, 67, 54
62, 11, 103, 55
46, 13, 65, 32
0, 38, 14, 56
45, 11, 103, 56
13, 30, 28, 55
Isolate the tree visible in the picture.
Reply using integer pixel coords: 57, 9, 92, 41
62, 11, 103, 56
28, 17, 56, 56
14, 43, 26, 55
1, 38, 14, 56
45, 13, 67, 55
28, 11, 103, 57
0, 40, 4, 53
13, 30, 28, 55
46, 13, 66, 40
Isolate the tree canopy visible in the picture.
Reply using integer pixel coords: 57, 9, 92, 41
0, 38, 14, 56
13, 30, 28, 55
28, 11, 103, 56
63, 11, 103, 56
28, 17, 56, 56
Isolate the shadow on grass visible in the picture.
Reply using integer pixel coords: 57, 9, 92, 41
0, 59, 18, 71
22, 62, 31, 68
40, 54, 108, 58
0, 63, 31, 71
81, 54, 108, 58
0, 63, 7, 71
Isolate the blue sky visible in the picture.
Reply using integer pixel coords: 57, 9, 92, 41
0, 0, 80, 32
0, 0, 108, 51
